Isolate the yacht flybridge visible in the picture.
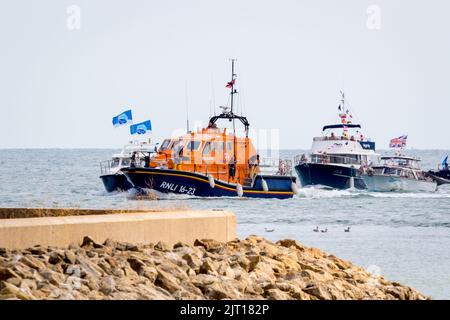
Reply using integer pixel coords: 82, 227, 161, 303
121, 60, 297, 199
294, 92, 377, 190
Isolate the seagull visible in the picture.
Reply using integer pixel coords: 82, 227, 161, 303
313, 226, 319, 232
320, 228, 328, 233
264, 228, 275, 233
344, 226, 351, 232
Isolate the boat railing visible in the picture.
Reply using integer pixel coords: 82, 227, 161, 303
100, 160, 114, 175
100, 157, 150, 175
199, 158, 292, 178
313, 136, 358, 142
259, 158, 292, 176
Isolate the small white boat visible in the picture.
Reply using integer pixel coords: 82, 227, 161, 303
99, 140, 157, 192
362, 155, 437, 192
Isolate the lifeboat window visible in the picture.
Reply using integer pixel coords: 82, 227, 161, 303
215, 142, 223, 152
203, 142, 215, 155
121, 158, 131, 166
159, 139, 171, 151
172, 140, 185, 155
226, 142, 233, 151
188, 141, 201, 151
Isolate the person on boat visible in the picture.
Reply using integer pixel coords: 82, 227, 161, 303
248, 154, 260, 178
229, 157, 237, 178
350, 135, 355, 141
144, 154, 150, 168
207, 121, 218, 129
130, 152, 137, 168
300, 154, 307, 163
278, 160, 287, 175
330, 132, 336, 140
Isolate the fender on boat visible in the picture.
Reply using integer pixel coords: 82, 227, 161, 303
261, 178, 269, 192
236, 183, 244, 197
291, 181, 299, 195
208, 174, 215, 188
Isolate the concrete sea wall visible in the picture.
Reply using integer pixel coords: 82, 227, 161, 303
0, 208, 236, 250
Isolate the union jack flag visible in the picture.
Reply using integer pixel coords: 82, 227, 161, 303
389, 135, 408, 148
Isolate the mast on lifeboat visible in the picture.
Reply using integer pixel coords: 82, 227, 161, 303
229, 59, 237, 166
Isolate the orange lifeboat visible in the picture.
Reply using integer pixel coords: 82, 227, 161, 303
122, 61, 297, 199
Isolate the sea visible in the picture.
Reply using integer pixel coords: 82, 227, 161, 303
0, 148, 449, 299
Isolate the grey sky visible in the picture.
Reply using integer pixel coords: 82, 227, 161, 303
1, 0, 449, 149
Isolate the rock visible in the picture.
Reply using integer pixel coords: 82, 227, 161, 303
141, 266, 158, 283
0, 236, 429, 300
155, 241, 171, 252
203, 280, 243, 299
265, 288, 294, 300
127, 257, 145, 273
173, 241, 189, 249
247, 255, 261, 272
48, 252, 65, 265
237, 255, 251, 272
64, 250, 77, 264
276, 239, 305, 252
328, 255, 352, 270
155, 268, 182, 293
0, 248, 8, 256
40, 269, 66, 287
194, 239, 222, 252
20, 256, 47, 270
182, 253, 202, 272
76, 255, 104, 278
0, 267, 21, 281
0, 281, 35, 300
99, 276, 116, 295
81, 236, 103, 249
20, 279, 38, 292
28, 246, 47, 255
199, 258, 217, 275
303, 284, 334, 300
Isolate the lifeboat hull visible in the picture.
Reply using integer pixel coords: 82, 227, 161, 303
295, 163, 366, 190
121, 168, 296, 199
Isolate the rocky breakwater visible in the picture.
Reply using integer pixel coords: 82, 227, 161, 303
0, 235, 428, 300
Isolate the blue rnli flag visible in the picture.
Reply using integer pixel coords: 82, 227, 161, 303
442, 155, 448, 167
130, 120, 152, 135
112, 110, 133, 127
